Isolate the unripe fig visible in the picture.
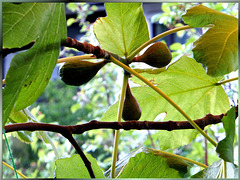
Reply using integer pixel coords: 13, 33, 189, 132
122, 83, 142, 121
133, 42, 172, 68
59, 60, 108, 86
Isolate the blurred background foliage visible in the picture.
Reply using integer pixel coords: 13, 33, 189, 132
3, 2, 238, 178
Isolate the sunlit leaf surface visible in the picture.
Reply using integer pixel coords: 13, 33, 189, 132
182, 4, 238, 77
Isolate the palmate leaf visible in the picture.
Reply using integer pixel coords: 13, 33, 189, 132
93, 3, 149, 57
3, 3, 67, 126
182, 4, 238, 77
101, 56, 230, 149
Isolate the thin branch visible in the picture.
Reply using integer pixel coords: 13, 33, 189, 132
62, 133, 95, 178
147, 130, 156, 149
3, 123, 95, 178
204, 130, 208, 166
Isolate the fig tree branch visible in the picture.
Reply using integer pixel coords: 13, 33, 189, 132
62, 133, 95, 178
4, 105, 238, 135
4, 106, 237, 178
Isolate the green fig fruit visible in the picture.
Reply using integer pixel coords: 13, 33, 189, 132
59, 60, 108, 86
133, 42, 172, 68
122, 83, 142, 121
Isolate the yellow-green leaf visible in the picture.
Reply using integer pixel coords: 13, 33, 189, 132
93, 3, 149, 57
101, 56, 230, 149
182, 4, 238, 77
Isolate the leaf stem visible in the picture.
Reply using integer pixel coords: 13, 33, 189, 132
57, 55, 96, 63
109, 55, 217, 147
151, 149, 208, 169
127, 25, 193, 61
2, 161, 27, 179
216, 77, 238, 85
111, 74, 129, 178
224, 160, 227, 178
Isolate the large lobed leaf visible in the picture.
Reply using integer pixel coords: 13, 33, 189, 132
93, 3, 149, 57
182, 4, 238, 77
3, 3, 67, 126
101, 56, 230, 149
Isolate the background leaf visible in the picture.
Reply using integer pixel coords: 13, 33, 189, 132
118, 152, 181, 178
8, 108, 29, 123
216, 106, 236, 163
182, 4, 238, 77
93, 3, 149, 57
3, 3, 67, 126
101, 56, 230, 149
191, 160, 238, 178
55, 154, 105, 178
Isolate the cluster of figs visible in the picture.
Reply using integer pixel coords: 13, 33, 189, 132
60, 42, 172, 121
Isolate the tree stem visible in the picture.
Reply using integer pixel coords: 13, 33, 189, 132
216, 77, 238, 85
57, 55, 96, 63
152, 149, 208, 169
63, 133, 95, 178
111, 74, 129, 178
224, 160, 227, 178
109, 55, 217, 147
127, 25, 193, 61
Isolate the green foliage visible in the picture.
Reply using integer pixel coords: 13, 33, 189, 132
104, 146, 189, 178
2, 2, 238, 179
183, 4, 238, 77
101, 56, 230, 149
3, 3, 51, 48
66, 3, 98, 33
192, 159, 238, 178
94, 3, 149, 57
55, 154, 105, 178
31, 79, 89, 125
118, 152, 181, 178
2, 3, 67, 126
216, 106, 236, 163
